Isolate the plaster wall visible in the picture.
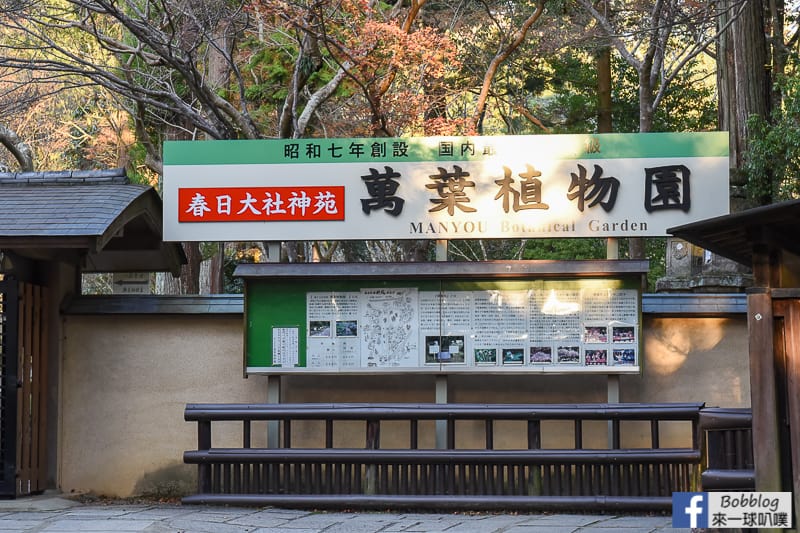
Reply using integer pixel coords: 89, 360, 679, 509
59, 313, 749, 497
59, 315, 265, 498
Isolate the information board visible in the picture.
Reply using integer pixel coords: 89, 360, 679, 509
241, 262, 645, 375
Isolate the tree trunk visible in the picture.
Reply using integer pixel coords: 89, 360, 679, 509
717, 2, 738, 199
208, 242, 224, 293
400, 240, 432, 262
769, 0, 786, 104
718, 0, 771, 209
181, 242, 202, 294
627, 69, 656, 260
282, 242, 306, 263
638, 70, 655, 133
597, 47, 612, 133
596, 0, 613, 135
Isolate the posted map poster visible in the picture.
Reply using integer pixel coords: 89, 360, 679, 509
359, 288, 419, 368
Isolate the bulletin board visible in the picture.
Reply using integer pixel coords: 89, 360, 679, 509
238, 260, 647, 376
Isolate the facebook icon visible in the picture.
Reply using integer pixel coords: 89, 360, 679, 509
672, 492, 708, 528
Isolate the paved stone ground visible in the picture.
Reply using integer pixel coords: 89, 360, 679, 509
0, 493, 690, 533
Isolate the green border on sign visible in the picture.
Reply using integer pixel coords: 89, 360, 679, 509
165, 132, 728, 166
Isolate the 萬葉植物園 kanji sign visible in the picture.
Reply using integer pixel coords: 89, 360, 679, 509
162, 132, 729, 242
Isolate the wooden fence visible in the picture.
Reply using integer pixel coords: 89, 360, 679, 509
182, 402, 753, 511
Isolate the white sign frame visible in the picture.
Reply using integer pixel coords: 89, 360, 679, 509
163, 133, 729, 241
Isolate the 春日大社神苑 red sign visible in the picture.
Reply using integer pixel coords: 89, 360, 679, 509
178, 186, 345, 222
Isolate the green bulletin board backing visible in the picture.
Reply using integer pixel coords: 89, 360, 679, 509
239, 260, 647, 375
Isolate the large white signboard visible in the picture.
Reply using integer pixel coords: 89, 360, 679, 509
162, 133, 729, 241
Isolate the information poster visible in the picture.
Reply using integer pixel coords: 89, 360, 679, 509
306, 292, 360, 369
271, 327, 299, 367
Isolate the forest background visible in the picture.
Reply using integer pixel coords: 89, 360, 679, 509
0, 0, 798, 294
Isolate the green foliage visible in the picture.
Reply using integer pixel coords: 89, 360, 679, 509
644, 237, 666, 293
612, 59, 717, 133
742, 74, 800, 203
524, 53, 716, 134
523, 238, 606, 260
238, 28, 358, 136
223, 246, 261, 293
125, 143, 153, 186
521, 237, 665, 292
241, 41, 292, 105
528, 52, 600, 133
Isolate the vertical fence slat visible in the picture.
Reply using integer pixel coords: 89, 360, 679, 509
17, 283, 32, 496
283, 420, 291, 448
528, 420, 541, 450
33, 284, 44, 492
651, 420, 660, 449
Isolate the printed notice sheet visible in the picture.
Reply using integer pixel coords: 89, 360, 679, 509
272, 326, 299, 367
420, 291, 472, 365
306, 292, 360, 369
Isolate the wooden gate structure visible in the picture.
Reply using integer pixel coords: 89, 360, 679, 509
0, 169, 185, 498
671, 198, 800, 530
0, 277, 48, 498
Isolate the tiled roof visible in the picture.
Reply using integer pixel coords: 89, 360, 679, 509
669, 199, 800, 266
0, 169, 185, 274
0, 183, 149, 238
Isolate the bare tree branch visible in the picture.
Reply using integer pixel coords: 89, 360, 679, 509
575, 0, 747, 131
0, 122, 34, 171
470, 0, 546, 134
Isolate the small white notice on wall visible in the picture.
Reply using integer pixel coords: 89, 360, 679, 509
272, 327, 299, 367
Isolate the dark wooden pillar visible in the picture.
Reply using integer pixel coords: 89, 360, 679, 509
747, 288, 782, 493
747, 243, 784, 497
774, 296, 800, 528
785, 301, 800, 525
749, 240, 799, 530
